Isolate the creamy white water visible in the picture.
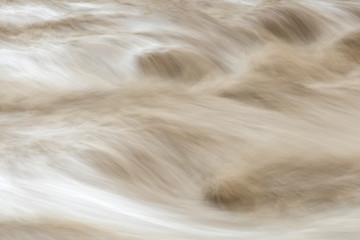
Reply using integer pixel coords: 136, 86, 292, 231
2, 0, 360, 239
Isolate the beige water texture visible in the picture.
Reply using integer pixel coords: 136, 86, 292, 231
2, 0, 360, 239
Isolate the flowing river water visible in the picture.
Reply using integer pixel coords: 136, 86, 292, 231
2, 0, 360, 239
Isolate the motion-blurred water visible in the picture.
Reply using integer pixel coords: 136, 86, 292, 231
2, 0, 360, 239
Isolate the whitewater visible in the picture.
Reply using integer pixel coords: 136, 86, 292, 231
2, 0, 360, 239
